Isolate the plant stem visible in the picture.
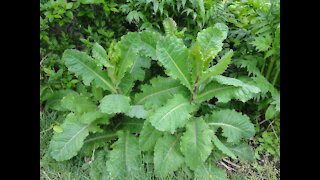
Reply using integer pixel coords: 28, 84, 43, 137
272, 61, 280, 86
261, 58, 266, 75
266, 56, 276, 81
190, 77, 199, 103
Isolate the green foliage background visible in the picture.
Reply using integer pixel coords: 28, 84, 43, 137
40, 0, 280, 179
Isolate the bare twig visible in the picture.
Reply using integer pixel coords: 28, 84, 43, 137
40, 125, 53, 134
223, 158, 240, 168
259, 119, 268, 125
40, 53, 51, 66
220, 161, 235, 171
266, 120, 275, 131
271, 123, 279, 140
41, 169, 52, 180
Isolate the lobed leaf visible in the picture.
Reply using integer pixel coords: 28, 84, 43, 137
139, 121, 162, 151
129, 56, 151, 81
180, 118, 214, 170
115, 32, 141, 85
196, 75, 260, 103
61, 92, 97, 114
206, 109, 255, 143
126, 105, 147, 119
49, 113, 101, 161
156, 35, 192, 89
139, 31, 162, 59
199, 50, 234, 84
106, 131, 142, 180
197, 23, 228, 67
99, 94, 131, 114
154, 134, 184, 178
134, 76, 188, 109
226, 143, 254, 162
150, 94, 195, 133
62, 49, 117, 93
211, 135, 236, 159
91, 42, 112, 68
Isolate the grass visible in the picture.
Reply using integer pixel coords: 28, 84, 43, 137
40, 111, 91, 180
229, 157, 280, 180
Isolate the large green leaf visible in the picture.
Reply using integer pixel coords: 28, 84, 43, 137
118, 73, 135, 95
154, 134, 184, 178
180, 118, 214, 170
190, 42, 204, 84
49, 113, 101, 161
61, 93, 97, 114
197, 23, 228, 67
129, 56, 151, 81
126, 105, 147, 119
196, 76, 260, 103
139, 121, 162, 151
116, 117, 145, 133
139, 31, 161, 59
199, 50, 234, 84
62, 49, 117, 93
226, 143, 254, 162
78, 111, 105, 124
150, 94, 194, 133
99, 94, 131, 114
134, 76, 188, 109
115, 32, 141, 85
156, 35, 192, 89
45, 90, 77, 111
89, 147, 109, 180
91, 42, 112, 68
106, 131, 142, 180
206, 109, 255, 143
211, 135, 236, 159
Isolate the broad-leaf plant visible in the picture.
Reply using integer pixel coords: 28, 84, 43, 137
48, 18, 261, 179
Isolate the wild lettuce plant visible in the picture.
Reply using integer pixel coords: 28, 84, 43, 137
48, 18, 261, 179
